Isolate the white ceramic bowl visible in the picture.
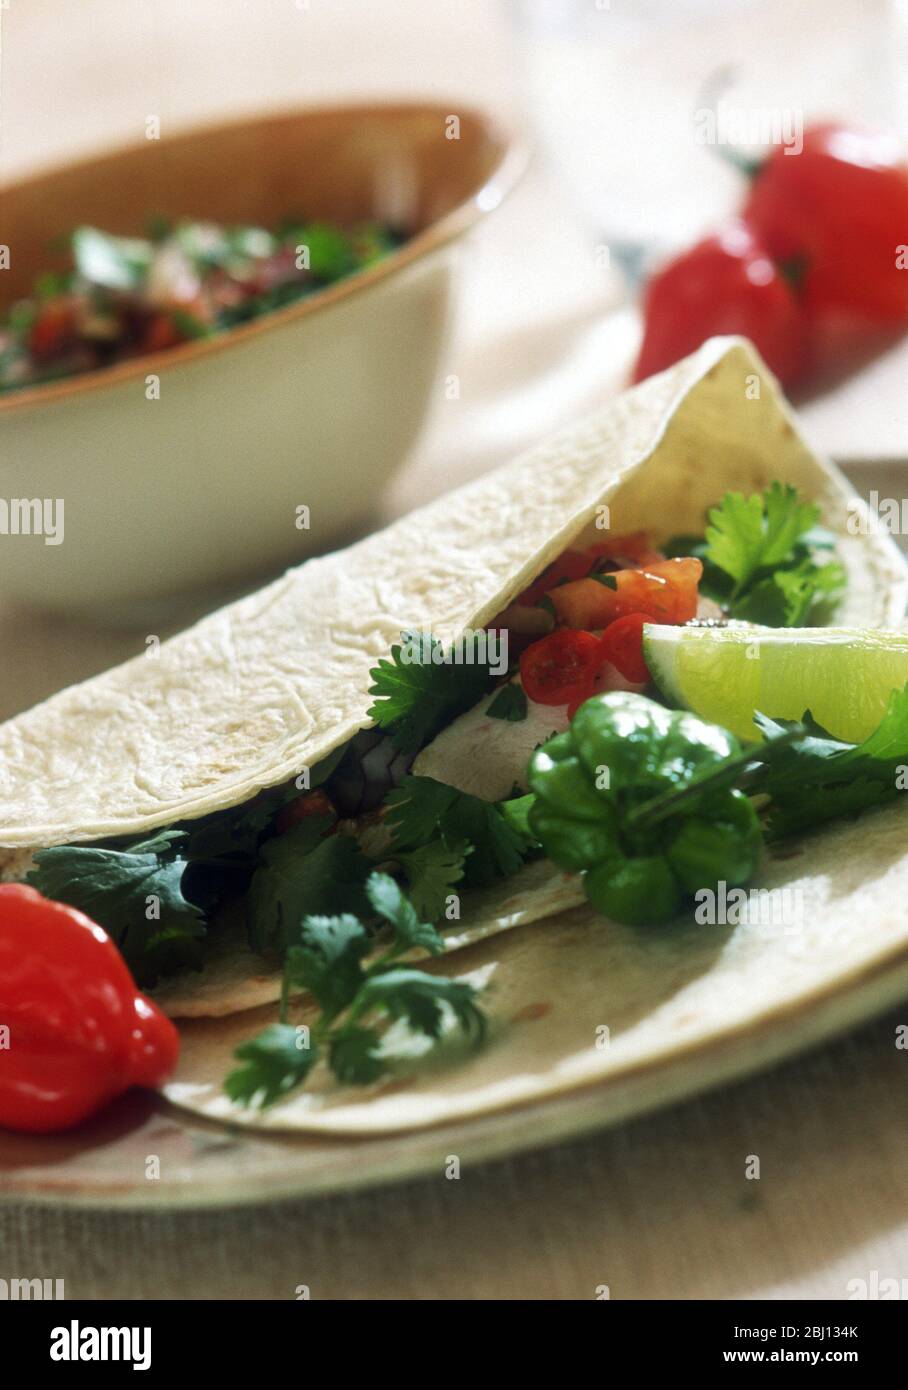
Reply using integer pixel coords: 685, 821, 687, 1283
0, 104, 523, 619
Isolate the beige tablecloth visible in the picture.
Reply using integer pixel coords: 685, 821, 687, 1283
2, 0, 908, 1300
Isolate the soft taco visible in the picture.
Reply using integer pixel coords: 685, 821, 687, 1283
3, 335, 908, 1137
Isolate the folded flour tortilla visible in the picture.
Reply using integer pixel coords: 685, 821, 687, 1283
2, 337, 906, 1133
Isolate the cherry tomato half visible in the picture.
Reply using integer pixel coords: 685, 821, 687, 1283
599, 612, 650, 684
520, 629, 605, 706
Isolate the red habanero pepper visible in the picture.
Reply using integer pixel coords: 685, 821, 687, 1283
744, 122, 908, 322
0, 885, 179, 1133
632, 222, 808, 388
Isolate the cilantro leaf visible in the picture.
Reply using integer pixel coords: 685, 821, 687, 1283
328, 1027, 385, 1085
365, 870, 445, 954
122, 828, 188, 856
750, 710, 855, 786
670, 485, 845, 627
354, 969, 487, 1044
385, 776, 534, 887
22, 745, 356, 986
802, 557, 849, 624
487, 684, 528, 722
763, 777, 895, 841
383, 776, 459, 846
850, 685, 908, 762
367, 632, 499, 753
28, 843, 205, 985
284, 915, 370, 1021
396, 838, 468, 922
750, 685, 908, 839
498, 792, 538, 843
227, 878, 488, 1107
246, 824, 370, 953
706, 483, 819, 591
732, 557, 845, 627
753, 686, 908, 786
177, 796, 283, 869
225, 1023, 319, 1106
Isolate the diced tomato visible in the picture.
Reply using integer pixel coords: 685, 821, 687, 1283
588, 531, 665, 567
518, 534, 666, 609
599, 612, 650, 683
548, 579, 617, 630
275, 788, 337, 835
518, 550, 593, 606
520, 629, 605, 706
29, 299, 78, 362
551, 557, 702, 629
140, 312, 184, 353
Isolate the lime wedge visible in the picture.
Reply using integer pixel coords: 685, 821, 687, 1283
643, 623, 908, 744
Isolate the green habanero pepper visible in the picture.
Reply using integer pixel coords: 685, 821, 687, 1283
525, 731, 612, 822
570, 689, 740, 794
665, 787, 762, 894
528, 800, 619, 872
585, 852, 681, 926
526, 691, 763, 926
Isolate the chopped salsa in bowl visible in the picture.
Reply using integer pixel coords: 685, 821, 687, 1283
0, 217, 403, 392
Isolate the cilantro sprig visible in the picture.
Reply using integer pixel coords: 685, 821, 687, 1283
367, 632, 501, 752
394, 838, 470, 922
25, 630, 529, 987
385, 775, 537, 890
667, 483, 845, 626
225, 872, 486, 1105
749, 685, 908, 839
